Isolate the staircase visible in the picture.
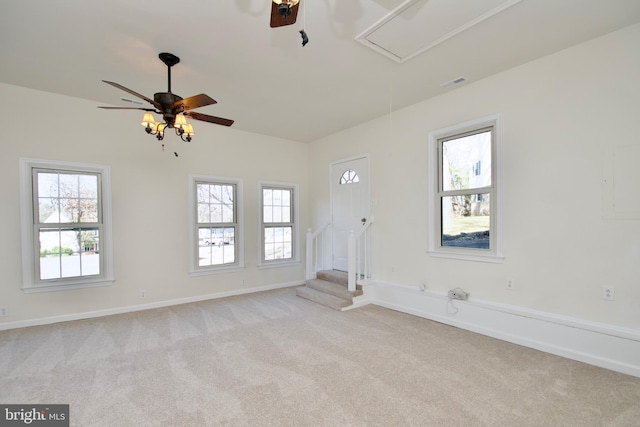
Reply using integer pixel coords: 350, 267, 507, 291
296, 270, 363, 310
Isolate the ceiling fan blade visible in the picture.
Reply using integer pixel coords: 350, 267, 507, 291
270, 2, 299, 28
185, 111, 234, 127
177, 94, 217, 111
102, 80, 160, 108
98, 106, 157, 111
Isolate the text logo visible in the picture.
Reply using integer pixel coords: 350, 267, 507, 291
1, 405, 69, 427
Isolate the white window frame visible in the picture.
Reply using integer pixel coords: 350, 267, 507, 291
259, 181, 299, 268
188, 174, 244, 275
19, 158, 114, 292
427, 114, 504, 263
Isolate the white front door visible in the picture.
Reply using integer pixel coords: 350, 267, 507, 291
331, 156, 370, 272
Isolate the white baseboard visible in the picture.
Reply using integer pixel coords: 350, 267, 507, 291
367, 281, 640, 378
0, 280, 303, 331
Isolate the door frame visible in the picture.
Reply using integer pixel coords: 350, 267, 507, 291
329, 154, 371, 271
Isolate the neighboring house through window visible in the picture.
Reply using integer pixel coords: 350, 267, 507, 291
428, 114, 503, 263
19, 158, 114, 292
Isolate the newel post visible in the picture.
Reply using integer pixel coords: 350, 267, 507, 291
347, 229, 356, 292
305, 228, 313, 281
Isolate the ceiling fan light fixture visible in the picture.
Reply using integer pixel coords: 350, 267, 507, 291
182, 123, 194, 142
272, 0, 299, 5
174, 114, 187, 130
154, 122, 166, 140
141, 112, 156, 128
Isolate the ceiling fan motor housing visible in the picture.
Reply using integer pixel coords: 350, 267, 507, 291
154, 92, 183, 127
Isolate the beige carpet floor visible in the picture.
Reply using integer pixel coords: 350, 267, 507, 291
1, 287, 639, 426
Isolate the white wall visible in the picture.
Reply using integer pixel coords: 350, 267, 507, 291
2, 23, 638, 376
310, 23, 640, 331
0, 83, 309, 325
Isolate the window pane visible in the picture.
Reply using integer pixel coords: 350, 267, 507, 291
39, 198, 60, 223
39, 228, 100, 280
441, 194, 490, 249
79, 175, 97, 198
197, 204, 209, 223
80, 199, 98, 222
197, 183, 234, 225
263, 188, 291, 224
263, 206, 273, 222
264, 226, 292, 260
211, 184, 222, 202
273, 206, 282, 222
61, 250, 81, 278
59, 174, 79, 198
198, 227, 235, 266
60, 198, 80, 222
273, 190, 282, 206
263, 189, 273, 205
38, 173, 59, 197
221, 185, 234, 204
37, 172, 99, 224
340, 170, 360, 184
196, 184, 208, 203
211, 204, 223, 223
282, 190, 291, 206
222, 203, 233, 223
442, 130, 492, 191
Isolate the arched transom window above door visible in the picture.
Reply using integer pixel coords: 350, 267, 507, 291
339, 169, 360, 184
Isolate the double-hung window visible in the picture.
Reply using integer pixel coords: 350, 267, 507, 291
189, 175, 243, 274
428, 114, 503, 262
20, 158, 114, 292
260, 183, 298, 266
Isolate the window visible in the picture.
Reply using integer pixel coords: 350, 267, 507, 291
428, 115, 503, 262
189, 175, 243, 274
340, 169, 360, 184
20, 158, 114, 292
260, 183, 299, 266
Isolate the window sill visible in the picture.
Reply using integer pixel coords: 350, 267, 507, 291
23, 278, 114, 293
189, 264, 245, 277
427, 250, 504, 263
258, 260, 300, 270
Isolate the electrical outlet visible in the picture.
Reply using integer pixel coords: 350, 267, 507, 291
448, 289, 469, 300
506, 278, 514, 289
602, 286, 614, 301
0, 306, 7, 317
140, 290, 146, 299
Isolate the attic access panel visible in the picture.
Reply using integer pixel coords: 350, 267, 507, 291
355, 0, 522, 63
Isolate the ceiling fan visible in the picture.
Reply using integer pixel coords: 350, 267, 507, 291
270, 0, 300, 28
99, 52, 234, 143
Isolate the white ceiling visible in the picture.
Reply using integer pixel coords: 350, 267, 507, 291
1, 0, 639, 143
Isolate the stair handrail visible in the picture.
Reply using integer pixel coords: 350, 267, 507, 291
306, 219, 331, 280
347, 215, 375, 292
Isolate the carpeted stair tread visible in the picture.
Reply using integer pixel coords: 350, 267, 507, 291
307, 278, 363, 299
296, 286, 353, 310
316, 270, 348, 285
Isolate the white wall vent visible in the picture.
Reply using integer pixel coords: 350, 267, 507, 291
355, 0, 522, 64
